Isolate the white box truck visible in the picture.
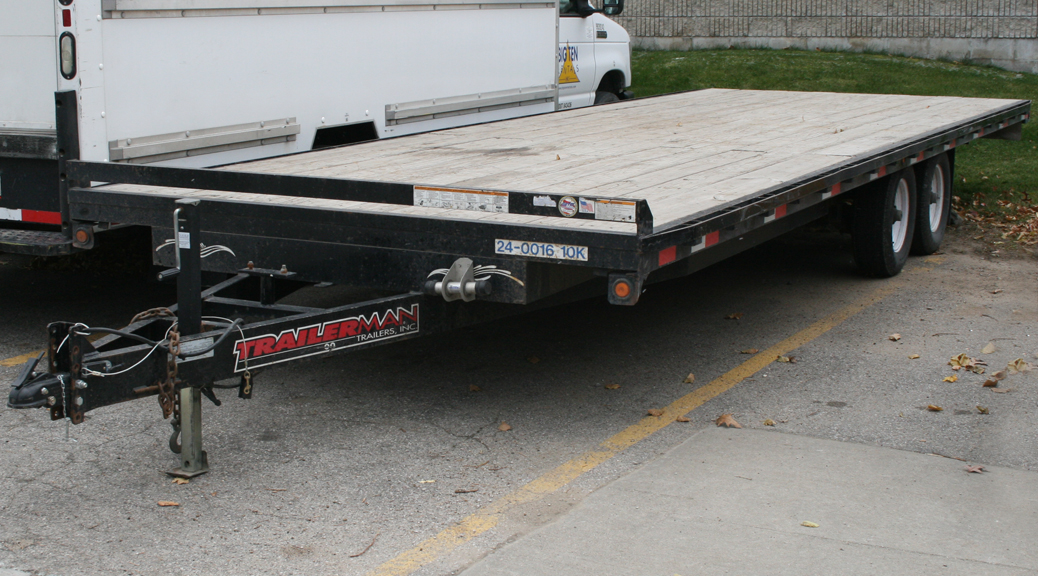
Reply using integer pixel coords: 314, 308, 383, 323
0, 0, 631, 254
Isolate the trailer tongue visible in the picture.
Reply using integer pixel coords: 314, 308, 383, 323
8, 88, 1030, 476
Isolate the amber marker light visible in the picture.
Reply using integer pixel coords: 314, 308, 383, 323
613, 279, 631, 299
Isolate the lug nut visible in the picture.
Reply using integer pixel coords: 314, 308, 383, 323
75, 380, 88, 390
40, 387, 49, 395
74, 397, 84, 406
47, 397, 56, 406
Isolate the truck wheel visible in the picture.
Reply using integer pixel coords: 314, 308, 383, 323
594, 91, 620, 105
910, 154, 951, 255
852, 169, 917, 277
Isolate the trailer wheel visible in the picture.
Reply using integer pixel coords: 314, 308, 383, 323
852, 169, 917, 277
594, 91, 620, 105
910, 154, 951, 255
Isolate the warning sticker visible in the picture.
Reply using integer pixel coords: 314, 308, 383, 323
558, 43, 579, 85
414, 186, 509, 214
594, 200, 637, 223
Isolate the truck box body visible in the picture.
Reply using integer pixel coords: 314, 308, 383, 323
0, 0, 631, 248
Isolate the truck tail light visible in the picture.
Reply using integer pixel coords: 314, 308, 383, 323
59, 32, 76, 79
62, 9, 72, 27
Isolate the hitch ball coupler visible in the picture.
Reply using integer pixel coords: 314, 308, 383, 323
423, 258, 492, 302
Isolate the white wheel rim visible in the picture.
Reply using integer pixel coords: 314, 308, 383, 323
928, 164, 945, 233
892, 178, 909, 252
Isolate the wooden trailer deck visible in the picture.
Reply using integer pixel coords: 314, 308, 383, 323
103, 89, 1027, 234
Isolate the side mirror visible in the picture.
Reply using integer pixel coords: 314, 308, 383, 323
602, 0, 623, 16
573, 0, 596, 17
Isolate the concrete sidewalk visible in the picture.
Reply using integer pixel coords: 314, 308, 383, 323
461, 428, 1038, 575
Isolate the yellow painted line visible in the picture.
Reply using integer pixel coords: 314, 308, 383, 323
368, 258, 944, 576
1, 332, 114, 367
0, 350, 44, 367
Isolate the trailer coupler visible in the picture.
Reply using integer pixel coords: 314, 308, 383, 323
8, 353, 63, 410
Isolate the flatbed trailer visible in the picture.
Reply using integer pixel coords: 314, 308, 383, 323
9, 88, 1030, 476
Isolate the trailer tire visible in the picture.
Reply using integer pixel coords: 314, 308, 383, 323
852, 169, 917, 277
594, 91, 620, 105
910, 153, 951, 255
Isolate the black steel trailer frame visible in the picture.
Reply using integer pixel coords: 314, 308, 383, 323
7, 91, 1031, 475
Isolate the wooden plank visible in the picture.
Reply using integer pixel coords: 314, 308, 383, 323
101, 90, 1025, 235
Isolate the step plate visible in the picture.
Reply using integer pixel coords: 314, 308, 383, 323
0, 229, 73, 256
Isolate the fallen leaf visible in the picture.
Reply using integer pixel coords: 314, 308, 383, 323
715, 414, 742, 428
527, 356, 540, 364
740, 348, 759, 354
604, 383, 621, 390
889, 334, 901, 341
498, 422, 512, 432
965, 465, 985, 473
725, 313, 743, 320
976, 406, 989, 414
157, 501, 179, 507
801, 521, 819, 528
990, 370, 1007, 381
1007, 358, 1033, 374
908, 354, 920, 359
647, 409, 664, 417
949, 353, 986, 374
982, 379, 998, 388
555, 154, 561, 160
683, 373, 695, 384
418, 480, 436, 484
981, 342, 997, 354
469, 384, 482, 392
171, 478, 189, 485
763, 419, 776, 426
942, 375, 958, 383
676, 415, 690, 422
991, 388, 1012, 394
454, 488, 479, 494
776, 355, 796, 363
990, 289, 1003, 294
927, 405, 944, 412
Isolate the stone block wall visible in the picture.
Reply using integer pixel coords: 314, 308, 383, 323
616, 0, 1038, 73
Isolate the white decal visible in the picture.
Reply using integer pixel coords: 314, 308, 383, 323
594, 200, 637, 223
578, 198, 595, 214
414, 185, 509, 214
495, 239, 588, 261
533, 195, 556, 208
178, 231, 191, 249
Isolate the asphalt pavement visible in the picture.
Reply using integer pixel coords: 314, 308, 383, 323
0, 225, 1035, 576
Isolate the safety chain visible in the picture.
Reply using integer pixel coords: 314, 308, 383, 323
157, 327, 180, 421
131, 307, 175, 325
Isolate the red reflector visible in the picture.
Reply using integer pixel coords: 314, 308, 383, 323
22, 210, 63, 225
705, 230, 720, 247
775, 204, 787, 218
63, 9, 72, 27
658, 245, 677, 267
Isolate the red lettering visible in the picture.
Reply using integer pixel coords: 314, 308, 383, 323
358, 314, 379, 333
305, 327, 321, 346
338, 320, 359, 336
323, 322, 339, 341
274, 331, 299, 352
235, 341, 250, 360
252, 337, 276, 357
398, 305, 419, 323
